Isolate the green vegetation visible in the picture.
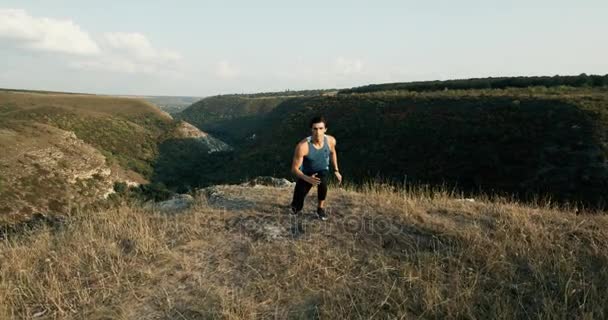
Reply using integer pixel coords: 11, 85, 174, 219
153, 138, 211, 192
176, 95, 288, 145
4, 78, 608, 317
176, 90, 337, 145
4, 76, 608, 220
138, 95, 202, 115
153, 140, 237, 192
172, 85, 608, 207
0, 90, 186, 223
339, 73, 608, 94
218, 88, 337, 98
0, 91, 176, 178
111, 180, 173, 202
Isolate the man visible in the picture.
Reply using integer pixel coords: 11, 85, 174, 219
290, 116, 342, 220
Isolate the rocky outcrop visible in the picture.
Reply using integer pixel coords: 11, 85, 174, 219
172, 121, 232, 153
173, 121, 209, 139
241, 176, 295, 188
144, 194, 194, 213
0, 123, 128, 224
0, 90, 185, 224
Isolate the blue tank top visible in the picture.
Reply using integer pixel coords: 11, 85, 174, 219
301, 135, 330, 174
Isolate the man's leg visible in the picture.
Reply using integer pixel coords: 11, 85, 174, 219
316, 170, 329, 209
290, 177, 313, 213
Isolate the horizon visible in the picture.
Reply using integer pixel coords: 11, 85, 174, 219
1, 0, 607, 96
1, 72, 606, 98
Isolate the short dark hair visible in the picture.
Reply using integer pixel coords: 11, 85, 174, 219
309, 116, 327, 128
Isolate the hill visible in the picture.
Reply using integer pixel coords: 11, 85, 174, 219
0, 90, 175, 177
339, 73, 608, 94
1, 182, 606, 318
136, 95, 203, 115
172, 85, 608, 207
0, 121, 120, 224
0, 90, 227, 223
176, 95, 290, 145
176, 89, 338, 145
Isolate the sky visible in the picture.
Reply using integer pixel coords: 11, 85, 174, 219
0, 0, 607, 96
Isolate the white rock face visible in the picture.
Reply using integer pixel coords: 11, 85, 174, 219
172, 120, 232, 153
174, 121, 208, 139
0, 123, 135, 221
145, 194, 194, 213
241, 176, 295, 188
201, 135, 232, 153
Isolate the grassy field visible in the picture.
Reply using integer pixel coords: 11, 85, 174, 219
1, 182, 606, 319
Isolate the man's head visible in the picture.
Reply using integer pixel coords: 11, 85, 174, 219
309, 116, 327, 140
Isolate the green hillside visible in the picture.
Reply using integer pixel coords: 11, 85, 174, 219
0, 121, 114, 223
137, 95, 203, 115
176, 95, 289, 145
169, 85, 608, 207
340, 74, 608, 94
176, 89, 337, 145
0, 90, 190, 223
0, 90, 176, 178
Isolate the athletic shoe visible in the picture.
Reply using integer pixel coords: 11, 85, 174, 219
316, 207, 328, 221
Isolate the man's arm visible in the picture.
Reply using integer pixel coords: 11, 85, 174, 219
291, 141, 320, 185
329, 136, 342, 183
329, 136, 339, 172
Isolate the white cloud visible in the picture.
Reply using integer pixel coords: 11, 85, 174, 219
70, 59, 144, 74
70, 32, 182, 76
334, 57, 364, 75
268, 56, 370, 90
102, 32, 181, 63
216, 60, 240, 79
0, 8, 99, 55
0, 9, 182, 76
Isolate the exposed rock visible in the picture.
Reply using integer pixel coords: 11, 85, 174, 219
102, 180, 141, 199
0, 91, 176, 224
241, 176, 295, 188
198, 186, 223, 200
172, 120, 232, 153
0, 123, 125, 223
201, 134, 232, 153
146, 194, 194, 213
173, 121, 208, 139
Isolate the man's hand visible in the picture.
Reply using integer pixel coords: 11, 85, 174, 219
334, 171, 342, 184
304, 173, 321, 186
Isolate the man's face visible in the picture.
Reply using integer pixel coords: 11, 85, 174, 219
311, 122, 327, 139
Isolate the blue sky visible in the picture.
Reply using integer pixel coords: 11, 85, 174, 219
0, 0, 606, 96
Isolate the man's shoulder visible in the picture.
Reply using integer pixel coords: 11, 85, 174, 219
325, 135, 336, 144
296, 138, 309, 149
295, 138, 309, 156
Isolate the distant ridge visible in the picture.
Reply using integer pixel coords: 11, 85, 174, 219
0, 88, 92, 95
339, 74, 608, 94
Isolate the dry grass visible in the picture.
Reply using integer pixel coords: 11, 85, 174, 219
1, 183, 608, 319
0, 91, 171, 120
